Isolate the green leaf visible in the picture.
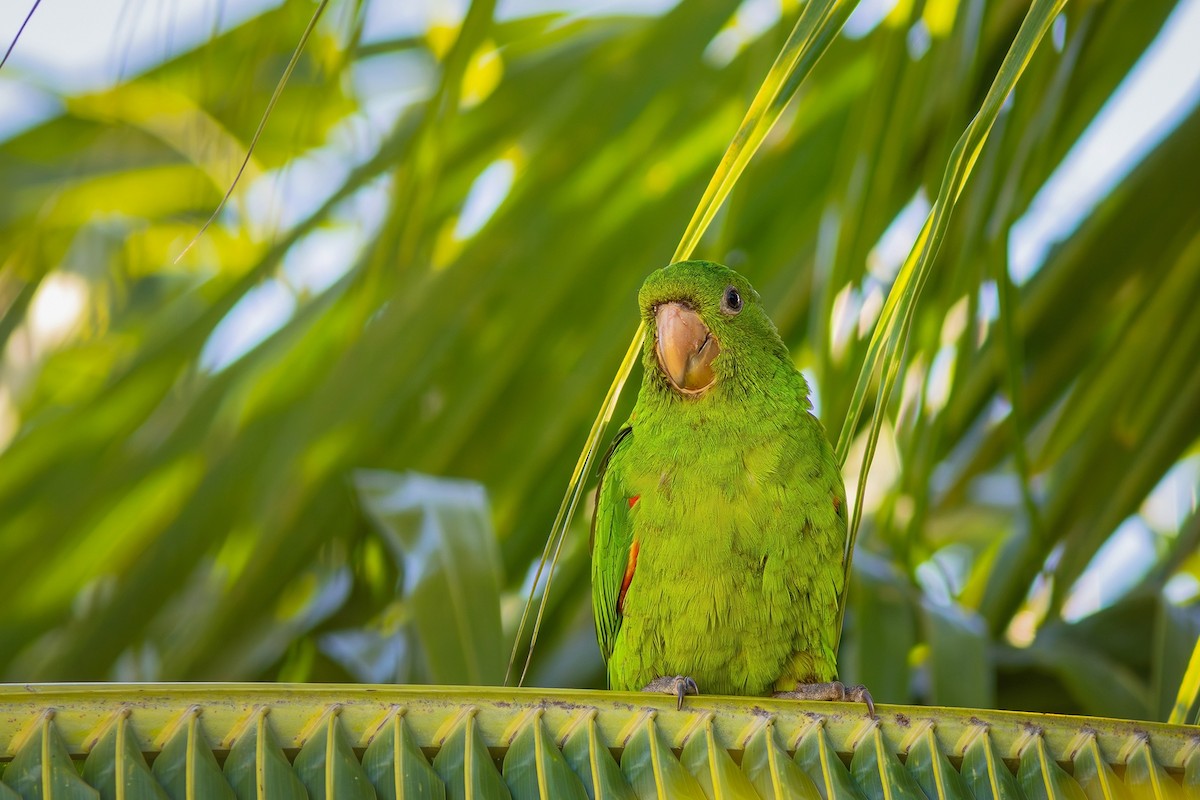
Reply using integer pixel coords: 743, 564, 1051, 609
960, 728, 1022, 800
355, 471, 505, 686
904, 723, 972, 800
1166, 626, 1200, 725
223, 710, 310, 800
679, 714, 762, 800
793, 720, 864, 800
1122, 737, 1184, 800
671, 0, 857, 263
1017, 735, 1086, 800
840, 552, 915, 704
1068, 734, 1127, 800
5, 714, 99, 800
151, 709, 237, 800
80, 713, 169, 800
1019, 625, 1150, 720
501, 711, 588, 800
560, 713, 635, 800
619, 713, 706, 800
1184, 746, 1200, 797
835, 0, 1071, 639
742, 721, 820, 800
293, 710, 377, 799
174, 0, 334, 264
362, 710, 447, 800
0, 684, 1198, 799
849, 725, 926, 800
432, 710, 512, 800
920, 601, 994, 709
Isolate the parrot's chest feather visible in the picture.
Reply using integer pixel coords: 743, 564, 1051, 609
628, 409, 791, 513
607, 395, 844, 695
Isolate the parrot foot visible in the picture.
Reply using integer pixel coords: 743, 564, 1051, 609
774, 681, 875, 717
642, 675, 699, 710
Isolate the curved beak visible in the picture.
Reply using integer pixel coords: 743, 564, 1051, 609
655, 302, 718, 395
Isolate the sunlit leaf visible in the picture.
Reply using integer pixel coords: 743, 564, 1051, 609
1166, 630, 1200, 725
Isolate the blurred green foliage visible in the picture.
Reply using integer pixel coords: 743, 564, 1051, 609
0, 0, 1197, 723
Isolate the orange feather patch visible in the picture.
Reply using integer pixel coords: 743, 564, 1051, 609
617, 540, 640, 613
628, 494, 640, 508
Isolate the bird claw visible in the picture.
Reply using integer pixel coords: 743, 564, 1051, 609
843, 683, 876, 718
642, 675, 699, 710
774, 680, 876, 718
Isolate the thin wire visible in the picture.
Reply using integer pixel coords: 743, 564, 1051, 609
173, 0, 330, 264
0, 0, 43, 72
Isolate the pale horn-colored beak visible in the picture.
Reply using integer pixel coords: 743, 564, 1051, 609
655, 302, 718, 395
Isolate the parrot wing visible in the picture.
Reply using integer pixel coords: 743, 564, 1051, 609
591, 425, 635, 667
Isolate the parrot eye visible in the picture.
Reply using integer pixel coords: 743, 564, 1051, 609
721, 286, 743, 315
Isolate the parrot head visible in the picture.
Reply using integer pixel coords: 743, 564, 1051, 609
638, 260, 791, 399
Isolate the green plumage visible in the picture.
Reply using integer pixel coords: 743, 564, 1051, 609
591, 260, 847, 696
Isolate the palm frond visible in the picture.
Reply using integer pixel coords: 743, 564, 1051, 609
0, 684, 1195, 799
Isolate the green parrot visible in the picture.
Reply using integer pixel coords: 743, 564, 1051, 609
591, 260, 872, 713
